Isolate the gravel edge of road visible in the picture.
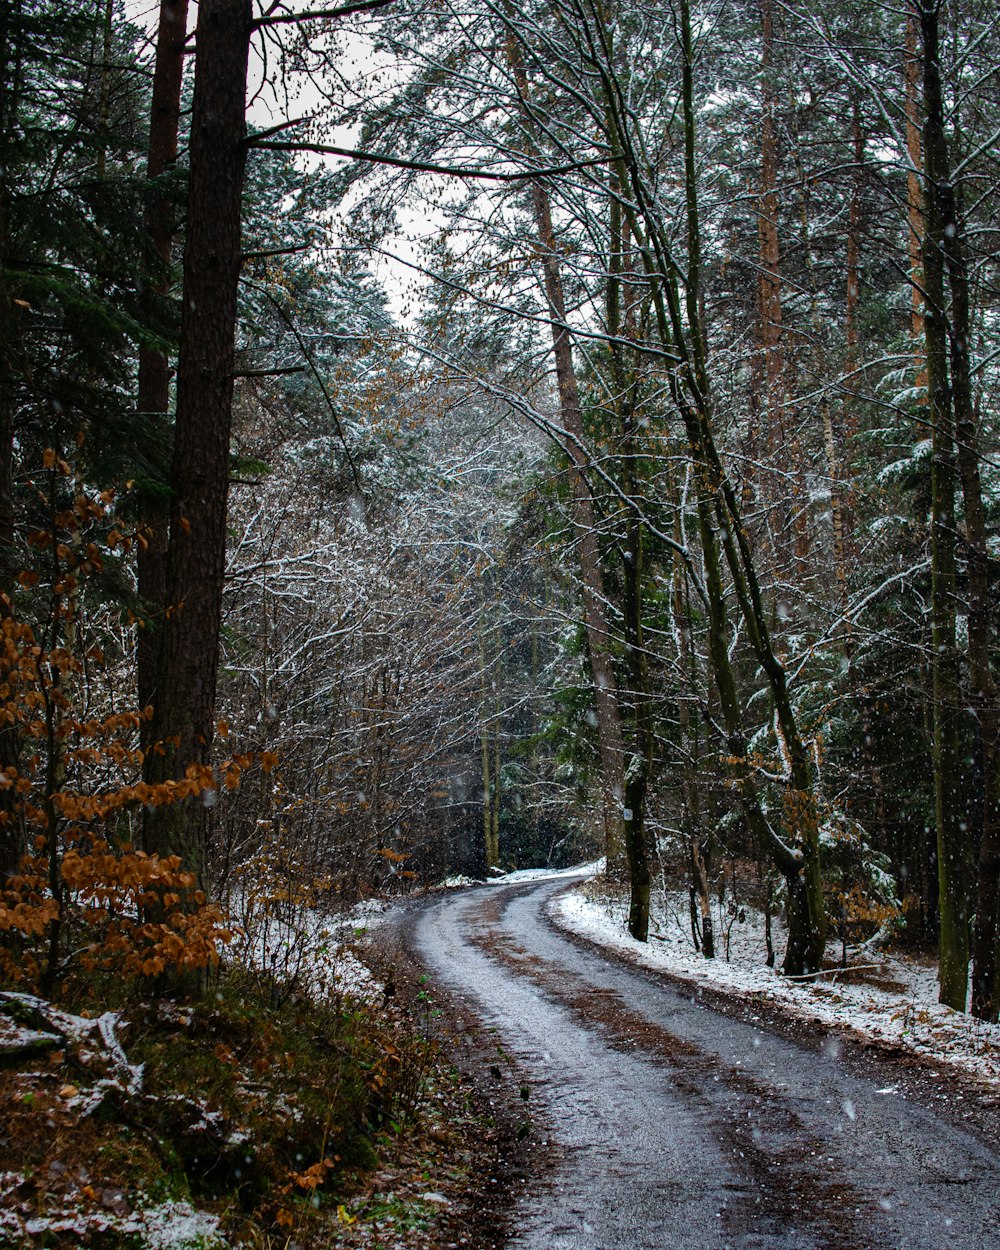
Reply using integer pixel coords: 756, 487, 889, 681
371, 893, 559, 1250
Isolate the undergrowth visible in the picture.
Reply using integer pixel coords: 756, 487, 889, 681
0, 968, 437, 1248
0, 467, 460, 1247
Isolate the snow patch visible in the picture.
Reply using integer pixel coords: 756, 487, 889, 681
141, 1199, 226, 1249
554, 887, 1000, 1086
487, 860, 603, 886
0, 993, 142, 1100
0, 1188, 226, 1249
228, 894, 379, 1002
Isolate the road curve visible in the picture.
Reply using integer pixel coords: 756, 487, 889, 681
409, 875, 1000, 1250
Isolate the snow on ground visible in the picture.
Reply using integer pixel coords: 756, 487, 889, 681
140, 1200, 226, 1250
438, 874, 482, 889
0, 992, 144, 1102
436, 861, 603, 890
227, 892, 384, 1000
553, 877, 1000, 1087
0, 1187, 226, 1249
487, 861, 603, 886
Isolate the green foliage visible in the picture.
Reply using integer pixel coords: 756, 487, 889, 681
1, 1, 156, 494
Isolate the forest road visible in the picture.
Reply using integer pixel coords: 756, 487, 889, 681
404, 873, 1000, 1250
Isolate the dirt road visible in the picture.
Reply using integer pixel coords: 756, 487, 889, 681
406, 874, 1000, 1250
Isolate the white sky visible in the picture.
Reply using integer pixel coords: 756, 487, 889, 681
125, 0, 428, 323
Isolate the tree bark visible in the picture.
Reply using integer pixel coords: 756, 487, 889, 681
918, 0, 967, 1011
607, 176, 652, 940
617, 381, 652, 941
479, 611, 500, 871
921, 19, 1000, 1020
0, 0, 23, 879
674, 511, 713, 958
757, 0, 785, 460
905, 13, 927, 383
144, 0, 252, 884
136, 0, 189, 744
533, 180, 628, 876
505, 40, 628, 874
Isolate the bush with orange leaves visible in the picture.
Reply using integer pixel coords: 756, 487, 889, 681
0, 454, 235, 992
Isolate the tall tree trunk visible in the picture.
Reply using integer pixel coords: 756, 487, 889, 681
491, 722, 501, 867
607, 176, 652, 939
919, 0, 967, 1011
619, 524, 651, 939
905, 13, 926, 383
535, 185, 628, 877
842, 90, 865, 503
796, 109, 855, 647
922, 25, 1000, 1020
0, 0, 23, 879
954, 286, 1000, 1018
757, 0, 785, 462
600, 0, 827, 972
755, 0, 811, 576
840, 99, 864, 570
136, 0, 189, 744
144, 0, 252, 885
479, 611, 500, 871
94, 0, 113, 183
506, 38, 628, 875
674, 509, 713, 958
616, 368, 652, 941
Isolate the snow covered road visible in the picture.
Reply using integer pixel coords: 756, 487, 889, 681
409, 875, 1000, 1250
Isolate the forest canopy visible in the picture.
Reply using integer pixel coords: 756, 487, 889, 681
2, 0, 1000, 1032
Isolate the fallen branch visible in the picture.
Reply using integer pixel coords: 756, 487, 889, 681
780, 963, 885, 983
0, 991, 143, 1097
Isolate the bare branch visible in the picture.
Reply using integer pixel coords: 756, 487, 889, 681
249, 139, 608, 181
252, 0, 397, 29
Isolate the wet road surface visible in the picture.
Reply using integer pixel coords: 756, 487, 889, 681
410, 875, 1000, 1250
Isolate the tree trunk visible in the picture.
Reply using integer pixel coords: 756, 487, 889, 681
478, 611, 501, 871
905, 13, 926, 383
757, 0, 785, 462
144, 0, 252, 885
919, 0, 967, 1011
492, 715, 501, 868
618, 411, 652, 941
756, 0, 811, 576
0, 0, 23, 879
136, 0, 189, 743
607, 180, 652, 940
502, 28, 629, 874
94, 0, 114, 182
519, 187, 626, 878
923, 26, 1000, 1020
674, 512, 713, 958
